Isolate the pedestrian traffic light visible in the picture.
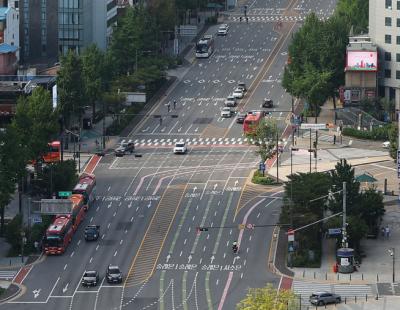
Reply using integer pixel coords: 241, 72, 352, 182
197, 227, 208, 232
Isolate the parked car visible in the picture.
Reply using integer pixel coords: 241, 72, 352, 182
237, 82, 247, 92
262, 98, 273, 108
221, 107, 233, 118
217, 24, 229, 36
236, 112, 247, 124
115, 139, 135, 157
225, 95, 237, 107
173, 142, 187, 154
106, 265, 123, 284
232, 88, 244, 99
81, 271, 99, 287
382, 141, 390, 148
309, 292, 341, 306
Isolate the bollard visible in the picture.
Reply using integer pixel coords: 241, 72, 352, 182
350, 274, 351, 281
375, 294, 379, 300
345, 297, 347, 304
377, 274, 379, 282
303, 270, 305, 277
355, 296, 357, 303
362, 273, 364, 280
313, 272, 316, 279
337, 273, 339, 280
366, 294, 368, 301
325, 272, 327, 280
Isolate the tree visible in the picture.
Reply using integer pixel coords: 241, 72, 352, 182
335, 0, 368, 34
329, 159, 360, 214
245, 118, 277, 162
12, 87, 59, 163
81, 44, 105, 117
237, 284, 298, 310
0, 128, 25, 235
57, 50, 86, 129
388, 123, 397, 160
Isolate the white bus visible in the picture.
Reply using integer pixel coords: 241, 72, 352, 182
195, 35, 215, 58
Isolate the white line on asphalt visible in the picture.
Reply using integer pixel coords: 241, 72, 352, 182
64, 264, 68, 270
90, 217, 93, 223
77, 240, 81, 246
96, 245, 99, 251
120, 239, 123, 245
96, 206, 99, 212
114, 251, 118, 257
107, 186, 111, 191
113, 212, 116, 217
70, 251, 74, 257
101, 234, 105, 239
89, 257, 93, 263
130, 216, 134, 222
180, 251, 183, 257
107, 223, 111, 229
168, 121, 179, 134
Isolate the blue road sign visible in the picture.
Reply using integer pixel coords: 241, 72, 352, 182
259, 162, 266, 171
328, 228, 342, 237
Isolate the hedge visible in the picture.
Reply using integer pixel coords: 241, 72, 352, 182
252, 170, 276, 185
342, 125, 391, 141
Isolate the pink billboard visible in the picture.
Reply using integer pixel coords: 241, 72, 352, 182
346, 51, 377, 71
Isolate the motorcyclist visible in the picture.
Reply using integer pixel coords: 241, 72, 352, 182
232, 241, 238, 253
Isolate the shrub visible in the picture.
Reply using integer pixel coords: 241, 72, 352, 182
106, 104, 144, 136
252, 170, 276, 185
342, 125, 392, 141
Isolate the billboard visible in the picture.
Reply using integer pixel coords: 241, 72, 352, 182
346, 51, 377, 71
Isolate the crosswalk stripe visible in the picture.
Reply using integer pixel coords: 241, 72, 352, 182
0, 270, 17, 279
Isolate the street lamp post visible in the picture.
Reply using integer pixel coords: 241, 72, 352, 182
389, 247, 395, 283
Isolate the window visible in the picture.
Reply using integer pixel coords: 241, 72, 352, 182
397, 70, 400, 79
398, 18, 400, 27
398, 1, 400, 9
386, 0, 392, 9
385, 52, 392, 61
385, 17, 392, 26
385, 69, 392, 78
397, 36, 400, 44
385, 34, 392, 43
397, 53, 400, 62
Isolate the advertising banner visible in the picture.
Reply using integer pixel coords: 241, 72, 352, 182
346, 51, 377, 71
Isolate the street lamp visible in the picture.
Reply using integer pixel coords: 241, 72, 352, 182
20, 231, 26, 263
389, 247, 395, 283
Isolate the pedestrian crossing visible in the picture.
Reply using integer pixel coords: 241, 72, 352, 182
293, 280, 373, 305
228, 15, 328, 23
301, 130, 333, 142
0, 269, 17, 280
131, 137, 268, 147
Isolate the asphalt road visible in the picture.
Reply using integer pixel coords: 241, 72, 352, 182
3, 0, 338, 309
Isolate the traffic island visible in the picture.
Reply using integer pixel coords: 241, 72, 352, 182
0, 282, 21, 303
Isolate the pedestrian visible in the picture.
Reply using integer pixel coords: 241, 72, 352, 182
159, 117, 162, 126
385, 225, 390, 239
173, 100, 176, 109
167, 102, 171, 113
246, 17, 249, 24
239, 16, 242, 22
381, 227, 385, 238
333, 135, 336, 145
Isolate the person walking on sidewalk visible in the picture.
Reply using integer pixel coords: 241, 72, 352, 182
385, 225, 391, 239
173, 100, 176, 109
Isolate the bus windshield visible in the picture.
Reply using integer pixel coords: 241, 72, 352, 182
44, 235, 61, 247
196, 43, 208, 53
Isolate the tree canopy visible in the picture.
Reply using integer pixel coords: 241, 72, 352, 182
245, 118, 278, 162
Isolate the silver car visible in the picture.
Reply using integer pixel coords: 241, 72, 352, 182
309, 292, 341, 306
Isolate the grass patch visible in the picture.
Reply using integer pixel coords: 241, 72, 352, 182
0, 287, 5, 297
252, 170, 276, 185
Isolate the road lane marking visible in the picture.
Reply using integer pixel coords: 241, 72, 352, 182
212, 193, 234, 255
159, 271, 165, 310
190, 196, 215, 254
217, 272, 233, 310
168, 198, 193, 254
182, 271, 188, 310
206, 272, 213, 310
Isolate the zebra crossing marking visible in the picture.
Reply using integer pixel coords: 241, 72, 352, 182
228, 15, 328, 23
0, 270, 18, 280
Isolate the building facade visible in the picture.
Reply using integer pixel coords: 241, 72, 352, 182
369, 0, 400, 109
0, 3, 19, 59
20, 0, 117, 65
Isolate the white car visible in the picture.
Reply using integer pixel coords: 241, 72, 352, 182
382, 141, 390, 148
232, 88, 244, 99
221, 107, 233, 118
225, 95, 237, 107
173, 142, 187, 154
217, 24, 229, 36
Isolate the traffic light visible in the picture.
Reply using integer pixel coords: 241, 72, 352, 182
197, 227, 208, 232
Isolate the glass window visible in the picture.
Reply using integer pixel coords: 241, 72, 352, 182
396, 70, 400, 79
397, 18, 400, 27
397, 53, 400, 62
385, 17, 392, 26
386, 0, 392, 9
397, 36, 400, 44
385, 52, 392, 61
385, 34, 392, 43
398, 1, 400, 9
385, 69, 392, 78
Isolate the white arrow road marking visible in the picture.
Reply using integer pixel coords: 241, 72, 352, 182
166, 254, 171, 263
147, 202, 151, 208
213, 184, 218, 190
62, 283, 69, 293
210, 255, 215, 264
142, 127, 150, 133
193, 186, 197, 193
194, 127, 199, 132
233, 256, 240, 264
188, 255, 192, 264
234, 180, 239, 186
32, 289, 41, 298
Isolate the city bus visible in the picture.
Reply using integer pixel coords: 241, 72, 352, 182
196, 35, 214, 58
72, 173, 96, 211
43, 215, 74, 255
70, 194, 86, 231
42, 141, 61, 163
243, 111, 263, 135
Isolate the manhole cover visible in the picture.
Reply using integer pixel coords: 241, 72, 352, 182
194, 117, 213, 124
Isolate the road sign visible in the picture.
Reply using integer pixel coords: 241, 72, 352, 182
58, 191, 72, 198
246, 223, 254, 229
238, 224, 245, 230
300, 123, 327, 130
328, 228, 342, 237
288, 229, 295, 242
397, 151, 400, 178
31, 214, 42, 224
259, 162, 266, 171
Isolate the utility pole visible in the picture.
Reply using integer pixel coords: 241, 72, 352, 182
102, 100, 106, 150
309, 128, 312, 173
291, 96, 295, 145
342, 181, 347, 248
276, 132, 279, 183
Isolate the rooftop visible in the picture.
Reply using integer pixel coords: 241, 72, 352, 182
0, 7, 10, 20
0, 43, 18, 54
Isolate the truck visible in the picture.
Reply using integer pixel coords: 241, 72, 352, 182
84, 225, 100, 241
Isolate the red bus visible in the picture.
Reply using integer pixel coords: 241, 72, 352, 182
243, 111, 263, 134
43, 141, 61, 163
70, 194, 86, 231
43, 215, 74, 255
72, 173, 96, 211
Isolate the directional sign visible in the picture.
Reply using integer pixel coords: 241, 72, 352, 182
58, 191, 72, 198
328, 228, 342, 237
300, 123, 327, 130
287, 229, 295, 242
259, 162, 266, 171
31, 214, 42, 224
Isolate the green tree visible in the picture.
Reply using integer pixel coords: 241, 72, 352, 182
245, 118, 277, 162
0, 128, 25, 235
329, 159, 360, 214
57, 50, 86, 129
81, 44, 105, 117
388, 123, 397, 160
237, 284, 298, 310
335, 0, 368, 34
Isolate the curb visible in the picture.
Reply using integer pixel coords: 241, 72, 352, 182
0, 283, 22, 304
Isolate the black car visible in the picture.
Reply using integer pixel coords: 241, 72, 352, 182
81, 270, 99, 287
106, 265, 122, 284
236, 112, 247, 124
115, 139, 135, 157
262, 98, 273, 108
84, 225, 100, 241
